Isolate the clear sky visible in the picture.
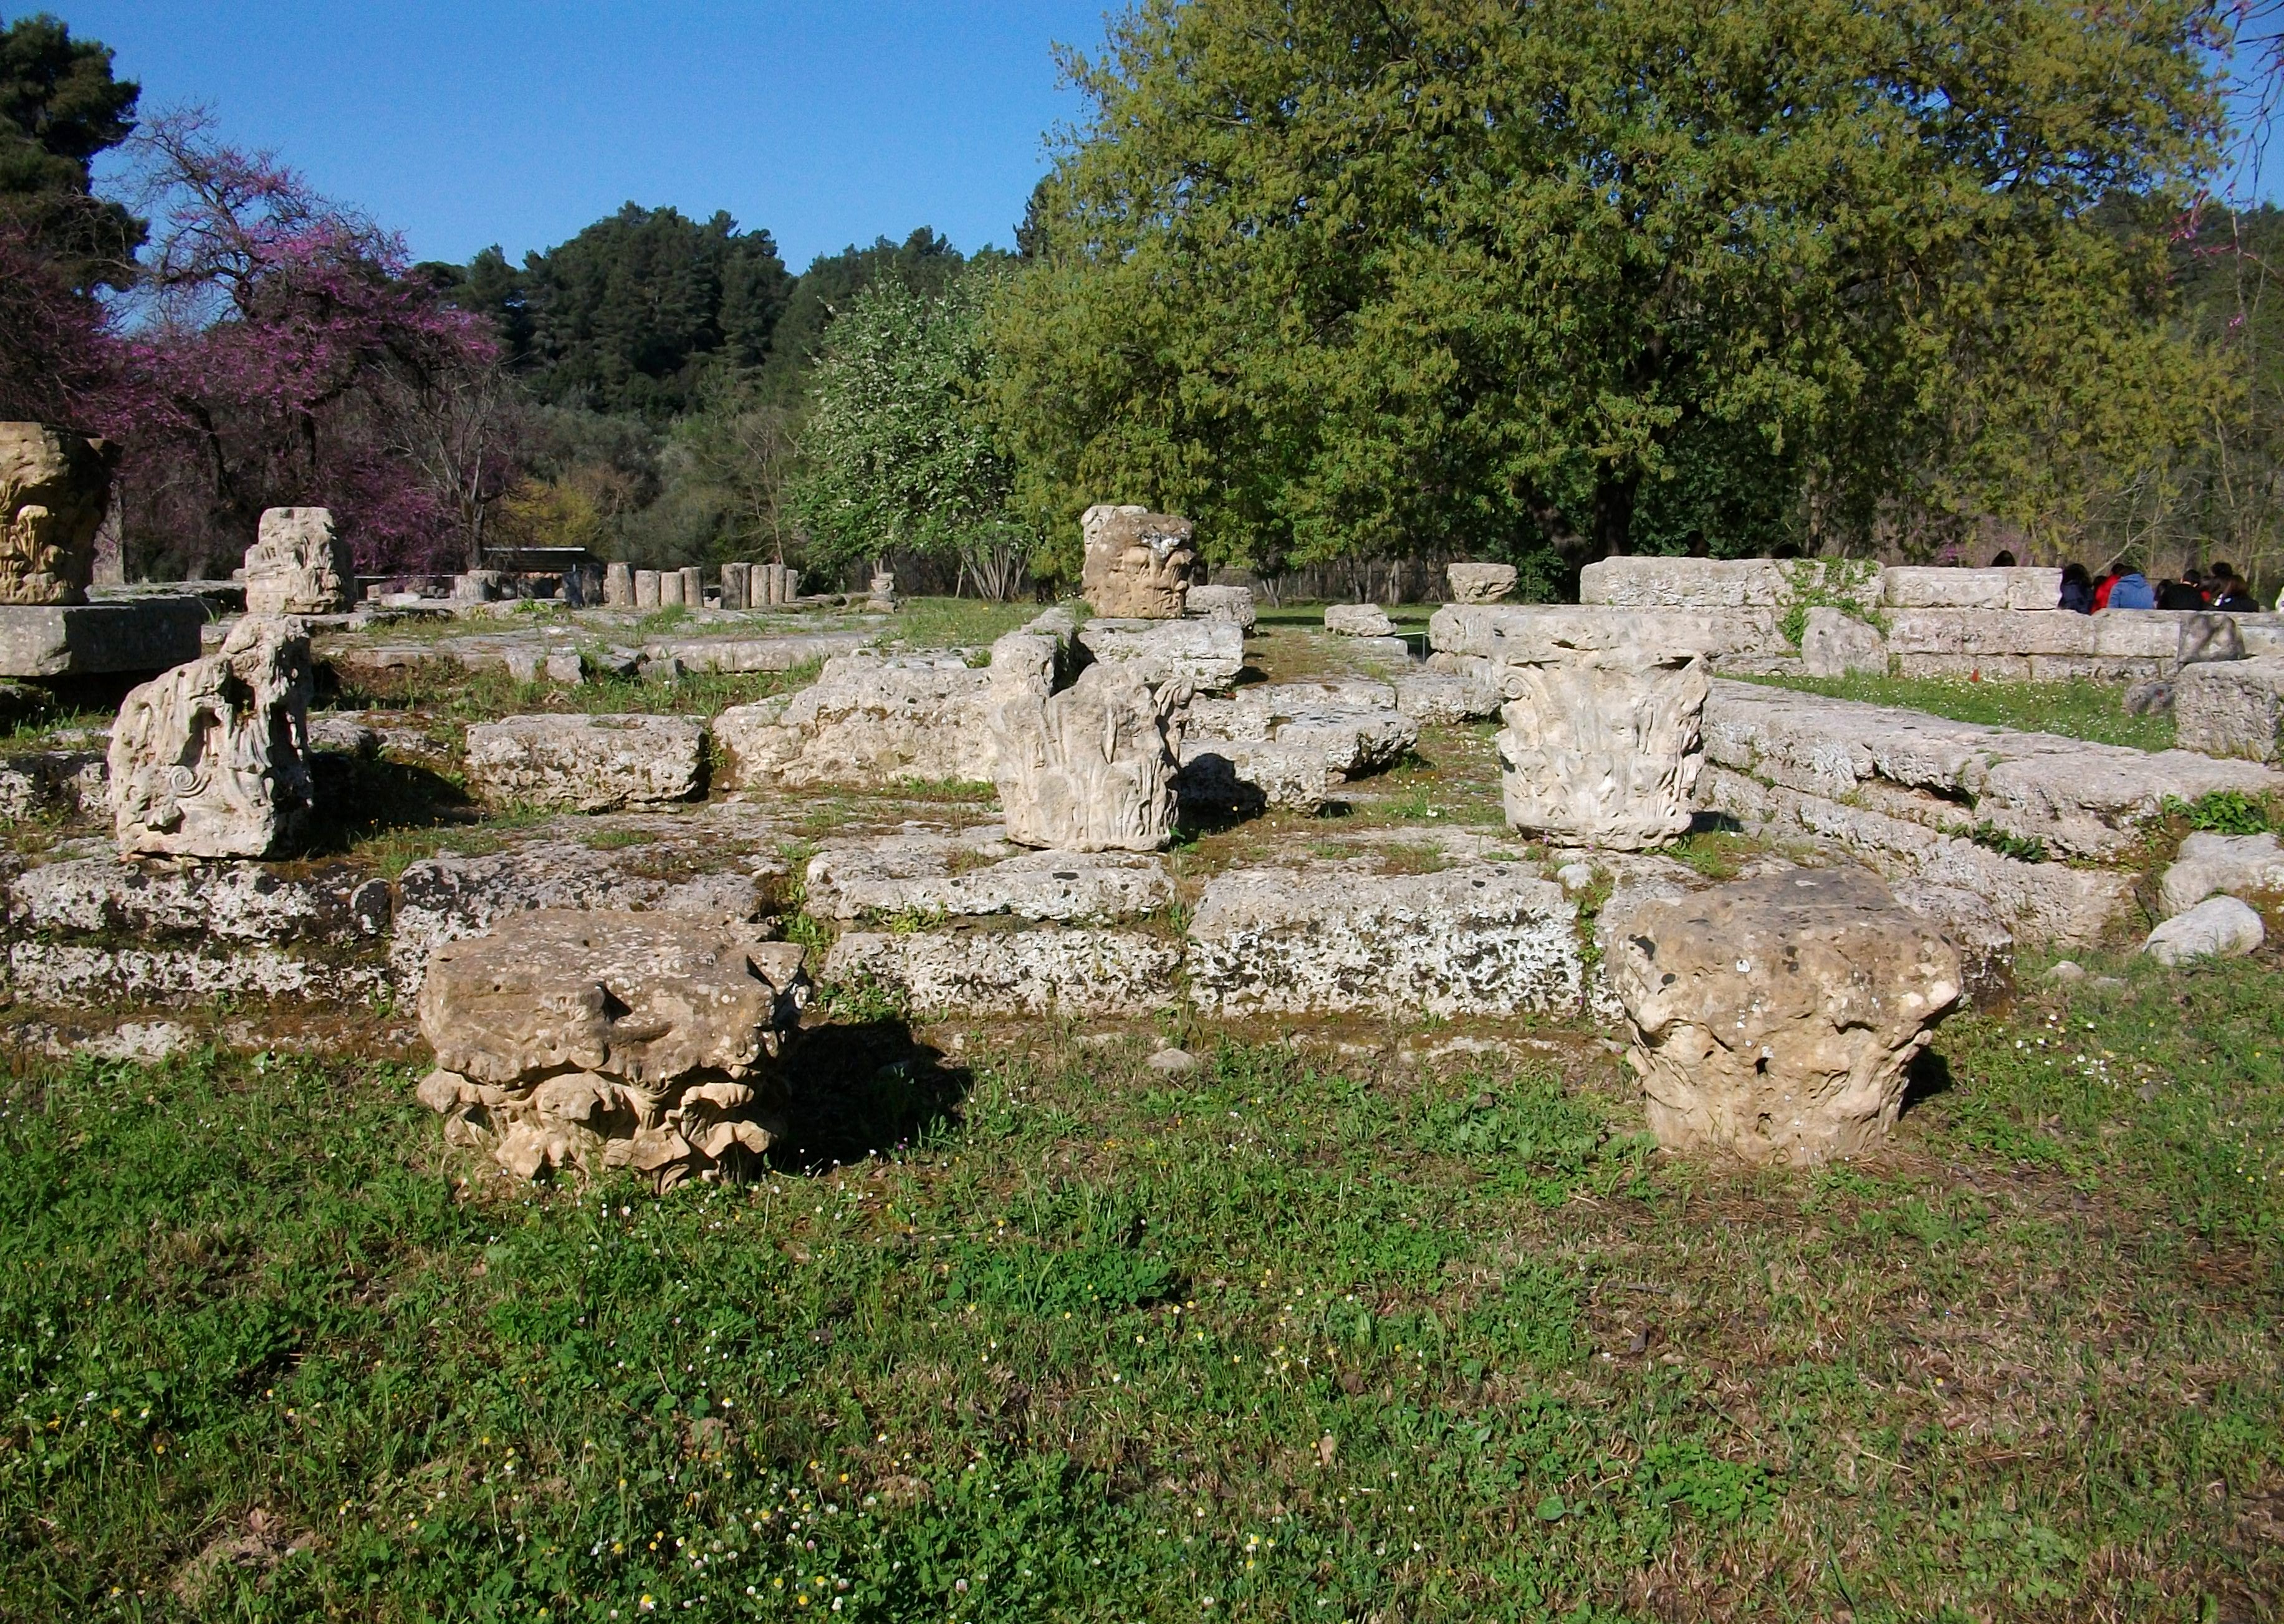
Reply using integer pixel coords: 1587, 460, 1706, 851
31, 1, 1113, 271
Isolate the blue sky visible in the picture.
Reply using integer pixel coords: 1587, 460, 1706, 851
34, 1, 1112, 271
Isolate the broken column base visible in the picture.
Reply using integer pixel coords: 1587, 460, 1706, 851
0, 598, 204, 678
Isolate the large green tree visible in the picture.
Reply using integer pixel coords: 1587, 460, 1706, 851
794, 270, 1034, 595
0, 11, 141, 289
992, 0, 2227, 577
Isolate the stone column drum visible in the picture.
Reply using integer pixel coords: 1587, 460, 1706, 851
1495, 648, 1709, 848
605, 560, 634, 607
1602, 867, 1963, 1165
657, 570, 685, 608
679, 566, 704, 607
635, 569, 661, 608
719, 562, 750, 609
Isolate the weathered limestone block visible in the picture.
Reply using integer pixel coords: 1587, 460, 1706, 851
1495, 651, 1709, 848
0, 423, 114, 605
2176, 656, 2284, 762
1184, 583, 1257, 630
990, 662, 1188, 852
1878, 567, 2061, 611
714, 653, 999, 788
1699, 763, 2135, 948
2159, 832, 2284, 916
1075, 617, 1244, 691
827, 925, 1183, 1017
1702, 679, 2283, 860
9, 855, 388, 943
804, 837, 1173, 922
1579, 557, 1797, 610
1324, 602, 1395, 637
1446, 562, 1517, 603
1884, 608, 2094, 658
389, 840, 772, 993
1429, 603, 1792, 676
1175, 738, 1332, 814
1238, 678, 1396, 716
6, 940, 390, 1005
2178, 612, 2246, 668
243, 507, 352, 617
0, 747, 107, 820
1081, 504, 1197, 618
0, 597, 206, 679
416, 910, 808, 1188
2144, 895, 2265, 965
1802, 607, 1886, 678
636, 630, 871, 675
108, 617, 314, 860
1394, 670, 1501, 723
1186, 864, 1581, 1017
1603, 867, 1962, 1165
1275, 707, 1419, 776
463, 713, 706, 810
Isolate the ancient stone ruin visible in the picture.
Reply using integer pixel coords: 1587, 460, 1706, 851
990, 661, 1190, 851
1496, 649, 1709, 848
242, 506, 353, 617
1603, 867, 1962, 1165
415, 908, 809, 1189
1080, 504, 1197, 618
107, 617, 315, 860
1446, 562, 1517, 604
0, 422, 114, 607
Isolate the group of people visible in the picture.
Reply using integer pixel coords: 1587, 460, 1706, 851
2033, 555, 2264, 615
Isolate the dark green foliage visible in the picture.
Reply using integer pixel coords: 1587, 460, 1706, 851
0, 11, 142, 287
2163, 789, 2275, 835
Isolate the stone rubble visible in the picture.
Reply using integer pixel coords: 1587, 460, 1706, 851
1074, 617, 1244, 692
1324, 603, 1395, 637
108, 617, 315, 860
803, 834, 1173, 923
1446, 563, 1517, 604
1184, 584, 1257, 630
2159, 831, 2284, 917
464, 713, 706, 810
1603, 867, 1962, 1165
827, 926, 1183, 1017
2174, 656, 2284, 763
2143, 895, 2267, 966
416, 909, 809, 1188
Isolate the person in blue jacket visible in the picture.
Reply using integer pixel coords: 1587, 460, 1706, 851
2101, 561, 2157, 610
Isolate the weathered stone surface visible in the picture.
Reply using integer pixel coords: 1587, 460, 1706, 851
827, 926, 1181, 1016
604, 561, 634, 606
243, 507, 352, 617
1184, 584, 1256, 630
5, 939, 389, 1005
1603, 867, 1962, 1165
9, 855, 388, 943
1276, 707, 1419, 777
0, 597, 205, 678
1802, 607, 1886, 678
1075, 617, 1244, 691
109, 617, 314, 860
1394, 670, 1500, 724
1081, 504, 1197, 618
416, 910, 807, 1188
1446, 562, 1517, 603
2144, 895, 2265, 966
464, 713, 705, 810
1578, 557, 1801, 610
0, 748, 105, 820
2159, 832, 2284, 917
991, 662, 1187, 852
1879, 567, 2063, 611
1186, 864, 1580, 1017
1700, 762, 2136, 948
1175, 738, 1331, 814
1496, 651, 1709, 848
2179, 612, 2246, 668
2176, 656, 2284, 762
1430, 603, 1795, 676
715, 653, 999, 789
636, 630, 872, 675
804, 837, 1173, 922
1703, 678, 2283, 860
389, 839, 772, 994
0, 423, 113, 605
1324, 602, 1395, 637
1237, 678, 1396, 716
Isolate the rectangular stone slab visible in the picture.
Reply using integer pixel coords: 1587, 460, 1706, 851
0, 598, 204, 677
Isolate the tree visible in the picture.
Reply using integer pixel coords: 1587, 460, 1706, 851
794, 270, 1033, 596
0, 11, 142, 289
117, 112, 512, 575
992, 0, 2227, 580
671, 373, 805, 562
511, 204, 791, 420
755, 227, 971, 402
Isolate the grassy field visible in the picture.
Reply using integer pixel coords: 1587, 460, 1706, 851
1741, 673, 2177, 753
2, 947, 2278, 1622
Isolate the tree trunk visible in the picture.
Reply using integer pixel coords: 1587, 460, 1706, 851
1592, 466, 1638, 559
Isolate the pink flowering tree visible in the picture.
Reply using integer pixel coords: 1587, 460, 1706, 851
114, 112, 517, 577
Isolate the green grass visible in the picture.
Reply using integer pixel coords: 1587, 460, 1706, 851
1742, 672, 2177, 752
885, 598, 1064, 652
329, 662, 822, 730
2, 944, 2279, 1621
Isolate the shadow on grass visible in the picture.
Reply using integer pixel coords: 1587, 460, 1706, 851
1901, 1045, 1954, 1115
767, 1017, 971, 1171
299, 752, 486, 862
